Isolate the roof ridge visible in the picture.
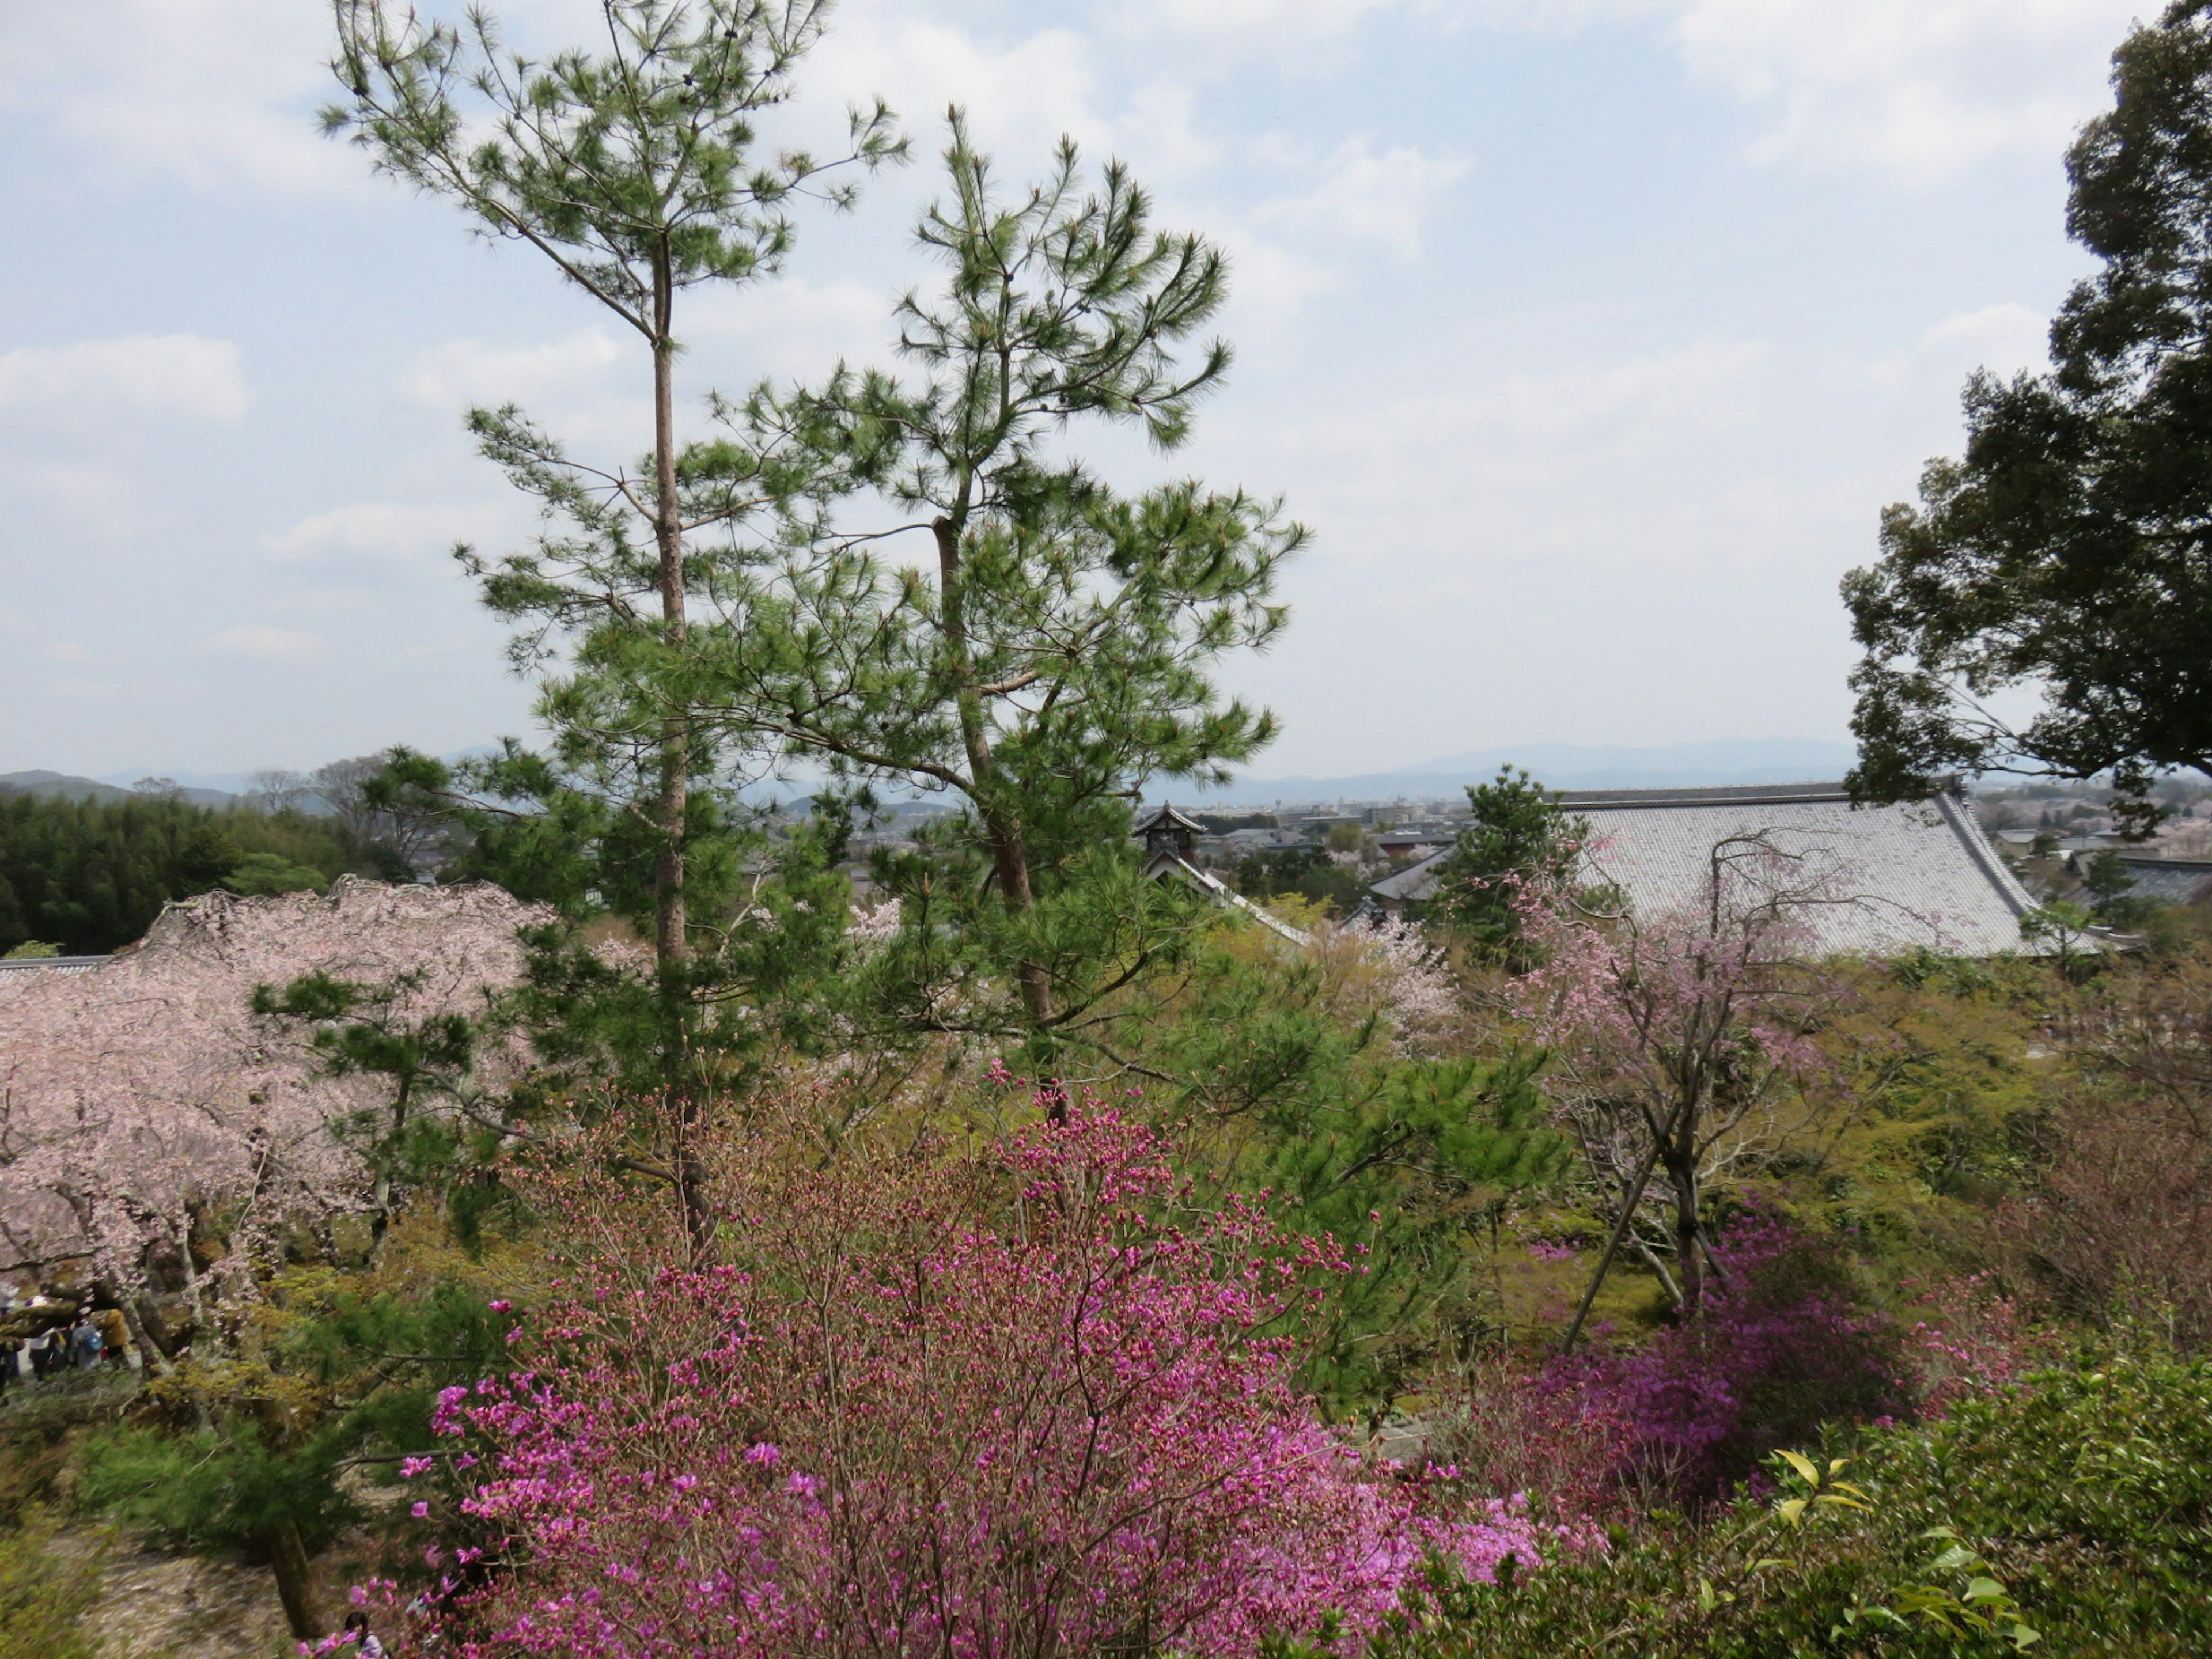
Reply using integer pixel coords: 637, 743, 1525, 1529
1552, 780, 1854, 808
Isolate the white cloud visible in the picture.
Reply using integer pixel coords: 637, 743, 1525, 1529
0, 335, 249, 428
1868, 303, 2051, 386
1128, 0, 1406, 43
1264, 335, 1781, 572
1252, 137, 1471, 259
204, 626, 323, 662
1666, 0, 2143, 186
47, 677, 112, 700
262, 502, 509, 565
399, 329, 631, 411
810, 16, 1109, 160
687, 278, 897, 381
41, 642, 90, 662
0, 0, 356, 195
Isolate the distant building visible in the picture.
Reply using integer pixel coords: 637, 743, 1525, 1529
2101, 854, 2212, 907
1370, 781, 2046, 957
1135, 804, 1310, 944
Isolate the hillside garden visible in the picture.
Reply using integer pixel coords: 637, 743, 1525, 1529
5, 2, 2212, 1655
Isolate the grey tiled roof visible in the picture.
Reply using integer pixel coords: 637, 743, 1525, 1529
2111, 855, 2212, 906
1373, 782, 2045, 957
0, 956, 111, 976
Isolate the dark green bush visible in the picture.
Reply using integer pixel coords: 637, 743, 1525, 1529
1322, 1342, 2212, 1658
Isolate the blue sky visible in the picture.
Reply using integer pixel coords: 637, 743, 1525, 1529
0, 0, 2147, 781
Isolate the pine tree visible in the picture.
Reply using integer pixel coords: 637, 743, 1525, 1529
324, 0, 897, 985
700, 120, 1302, 1063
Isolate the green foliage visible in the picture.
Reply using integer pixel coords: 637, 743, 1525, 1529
372, 749, 865, 1096
1427, 769, 1590, 965
82, 1422, 354, 1560
78, 1230, 524, 1634
327, 0, 900, 1004
1234, 846, 1369, 915
1261, 1053, 1573, 1406
0, 1516, 99, 1659
702, 120, 1302, 1060
1844, 2, 2212, 827
1344, 1342, 2212, 1658
222, 850, 332, 896
0, 940, 60, 959
2075, 850, 2156, 928
252, 967, 489, 1224
0, 791, 353, 954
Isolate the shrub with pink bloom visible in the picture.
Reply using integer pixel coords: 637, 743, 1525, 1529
428, 1101, 1578, 1657
1901, 1271, 2067, 1415
1544, 1213, 1910, 1505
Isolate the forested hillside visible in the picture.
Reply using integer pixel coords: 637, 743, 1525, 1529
0, 794, 361, 955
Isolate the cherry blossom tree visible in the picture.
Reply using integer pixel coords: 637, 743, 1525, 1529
0, 879, 543, 1358
1511, 838, 1848, 1338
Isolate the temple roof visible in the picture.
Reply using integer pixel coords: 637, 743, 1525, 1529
1134, 802, 1205, 835
1373, 781, 2046, 957
2109, 854, 2212, 906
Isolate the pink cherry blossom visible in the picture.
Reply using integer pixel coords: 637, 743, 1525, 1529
0, 878, 542, 1352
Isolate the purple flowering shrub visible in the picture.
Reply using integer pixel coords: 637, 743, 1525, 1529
399, 1103, 1591, 1658
1550, 1214, 1911, 1504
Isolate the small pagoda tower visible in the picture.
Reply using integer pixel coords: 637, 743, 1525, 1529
1134, 802, 1203, 877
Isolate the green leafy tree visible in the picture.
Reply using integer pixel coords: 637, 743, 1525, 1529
0, 793, 351, 955
223, 851, 331, 897
1260, 1052, 1572, 1407
701, 120, 1303, 1063
1844, 1, 2212, 834
83, 1263, 516, 1640
2076, 848, 2156, 929
1427, 767, 1589, 965
252, 969, 489, 1242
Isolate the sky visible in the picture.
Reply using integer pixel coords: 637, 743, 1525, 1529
0, 0, 2152, 782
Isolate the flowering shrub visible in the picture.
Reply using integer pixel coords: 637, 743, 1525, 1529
426, 1103, 1580, 1657
1902, 1272, 2066, 1416
1422, 1359, 1635, 1524
1548, 1215, 1909, 1503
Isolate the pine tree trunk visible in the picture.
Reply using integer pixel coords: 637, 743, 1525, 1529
650, 262, 707, 1255
651, 292, 689, 978
934, 514, 1055, 1052
263, 1517, 321, 1641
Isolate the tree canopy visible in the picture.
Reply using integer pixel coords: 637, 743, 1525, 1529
1844, 0, 2212, 831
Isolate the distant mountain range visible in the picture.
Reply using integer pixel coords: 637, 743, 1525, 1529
6, 740, 1866, 817
0, 769, 243, 808
1173, 739, 1862, 807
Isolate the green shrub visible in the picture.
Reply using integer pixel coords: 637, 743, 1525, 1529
1327, 1342, 2212, 1658
0, 1516, 100, 1659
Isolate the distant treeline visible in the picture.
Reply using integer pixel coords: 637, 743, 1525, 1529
0, 793, 372, 955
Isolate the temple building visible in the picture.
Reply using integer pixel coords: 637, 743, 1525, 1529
1369, 780, 2046, 957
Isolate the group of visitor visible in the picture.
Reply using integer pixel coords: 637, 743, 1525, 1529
0, 1304, 127, 1395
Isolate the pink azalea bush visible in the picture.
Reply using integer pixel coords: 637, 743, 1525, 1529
1900, 1271, 2067, 1416
1544, 1213, 1910, 1505
422, 1102, 1582, 1657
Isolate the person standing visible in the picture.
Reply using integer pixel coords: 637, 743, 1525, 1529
342, 1609, 389, 1659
